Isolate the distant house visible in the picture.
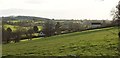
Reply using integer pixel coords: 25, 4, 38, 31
39, 31, 45, 37
91, 23, 102, 28
82, 20, 106, 28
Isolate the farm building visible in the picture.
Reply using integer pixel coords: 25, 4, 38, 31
91, 23, 102, 28
82, 20, 112, 28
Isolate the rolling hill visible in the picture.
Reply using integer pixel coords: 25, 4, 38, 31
2, 16, 50, 20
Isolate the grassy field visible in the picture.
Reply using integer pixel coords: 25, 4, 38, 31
3, 24, 20, 31
3, 24, 42, 32
2, 27, 119, 56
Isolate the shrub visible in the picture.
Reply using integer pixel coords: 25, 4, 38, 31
33, 26, 38, 33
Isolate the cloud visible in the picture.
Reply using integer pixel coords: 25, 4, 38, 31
0, 0, 119, 19
25, 0, 43, 4
0, 9, 37, 16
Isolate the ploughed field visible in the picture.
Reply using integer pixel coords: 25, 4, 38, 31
2, 27, 119, 56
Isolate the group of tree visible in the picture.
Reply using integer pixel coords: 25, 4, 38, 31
2, 25, 39, 44
42, 20, 84, 37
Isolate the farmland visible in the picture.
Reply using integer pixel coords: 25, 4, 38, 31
3, 24, 42, 32
2, 27, 119, 56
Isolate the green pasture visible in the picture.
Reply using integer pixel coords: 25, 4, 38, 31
3, 24, 42, 32
2, 27, 119, 56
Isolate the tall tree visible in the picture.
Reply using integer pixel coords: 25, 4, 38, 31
113, 1, 120, 30
114, 1, 120, 39
114, 1, 120, 54
117, 1, 120, 30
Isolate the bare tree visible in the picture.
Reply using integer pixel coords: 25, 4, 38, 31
114, 1, 120, 39
42, 20, 55, 37
27, 28, 34, 40
68, 21, 74, 32
113, 1, 120, 53
55, 22, 61, 35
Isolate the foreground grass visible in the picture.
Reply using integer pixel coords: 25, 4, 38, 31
2, 27, 119, 56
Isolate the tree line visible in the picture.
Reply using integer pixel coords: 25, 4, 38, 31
2, 19, 113, 44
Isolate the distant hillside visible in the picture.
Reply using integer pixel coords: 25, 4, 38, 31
2, 16, 50, 20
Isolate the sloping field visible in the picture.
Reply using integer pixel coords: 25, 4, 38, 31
2, 27, 119, 56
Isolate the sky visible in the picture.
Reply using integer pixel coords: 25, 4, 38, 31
0, 0, 119, 20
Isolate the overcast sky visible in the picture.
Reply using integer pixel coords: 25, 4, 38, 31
0, 0, 119, 20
